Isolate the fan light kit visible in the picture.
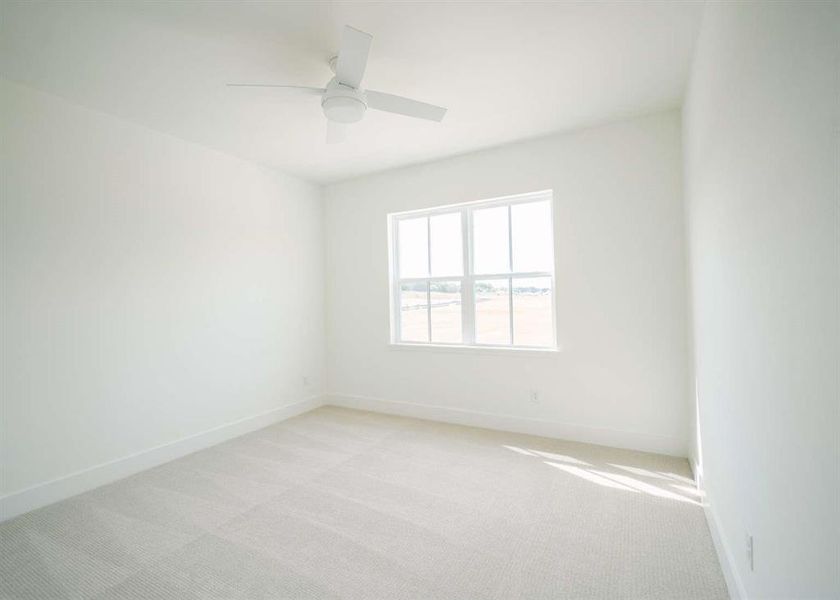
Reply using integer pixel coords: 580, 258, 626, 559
322, 78, 367, 124
228, 25, 447, 143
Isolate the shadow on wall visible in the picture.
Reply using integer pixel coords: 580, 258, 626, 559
502, 445, 705, 506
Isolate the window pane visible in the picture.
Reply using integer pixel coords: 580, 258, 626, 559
430, 212, 463, 276
512, 277, 554, 347
430, 281, 462, 344
400, 282, 428, 342
472, 206, 509, 274
512, 200, 553, 272
475, 279, 510, 345
398, 217, 428, 278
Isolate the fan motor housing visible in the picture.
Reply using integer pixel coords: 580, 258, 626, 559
322, 78, 366, 123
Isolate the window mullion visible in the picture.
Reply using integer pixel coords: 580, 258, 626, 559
508, 276, 514, 346
426, 215, 432, 277
426, 216, 432, 342
466, 271, 552, 280
462, 207, 475, 345
426, 280, 432, 343
507, 205, 514, 346
507, 204, 513, 272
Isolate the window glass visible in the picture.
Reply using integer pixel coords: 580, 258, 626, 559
512, 277, 553, 347
512, 200, 553, 272
430, 281, 462, 343
475, 279, 510, 345
430, 212, 463, 277
398, 217, 428, 278
400, 282, 428, 342
472, 206, 509, 274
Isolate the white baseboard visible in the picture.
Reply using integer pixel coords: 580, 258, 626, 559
325, 393, 686, 457
693, 461, 747, 600
0, 396, 323, 522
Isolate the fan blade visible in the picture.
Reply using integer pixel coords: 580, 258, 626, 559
326, 120, 347, 144
365, 90, 447, 122
226, 84, 325, 96
335, 26, 372, 89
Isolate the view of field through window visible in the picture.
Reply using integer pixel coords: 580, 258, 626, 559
394, 195, 555, 348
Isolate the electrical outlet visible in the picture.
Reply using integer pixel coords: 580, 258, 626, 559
529, 390, 539, 403
746, 534, 754, 571
303, 376, 311, 387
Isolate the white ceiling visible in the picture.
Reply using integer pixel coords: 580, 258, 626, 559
0, 1, 703, 184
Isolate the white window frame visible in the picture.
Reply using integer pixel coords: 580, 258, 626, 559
388, 190, 557, 350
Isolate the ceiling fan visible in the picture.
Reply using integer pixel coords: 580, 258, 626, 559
227, 25, 447, 143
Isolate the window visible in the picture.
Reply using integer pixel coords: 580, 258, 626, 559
389, 190, 556, 349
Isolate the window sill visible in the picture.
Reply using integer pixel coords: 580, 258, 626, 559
388, 342, 560, 357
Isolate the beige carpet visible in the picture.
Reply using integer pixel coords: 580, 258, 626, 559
0, 406, 727, 599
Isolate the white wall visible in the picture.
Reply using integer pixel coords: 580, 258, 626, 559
324, 111, 691, 456
0, 79, 325, 512
683, 2, 839, 597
